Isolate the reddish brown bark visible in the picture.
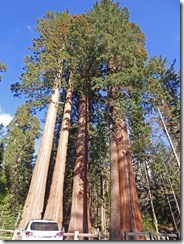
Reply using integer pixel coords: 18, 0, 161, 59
108, 84, 144, 240
66, 91, 91, 239
44, 77, 73, 228
116, 118, 145, 240
19, 71, 62, 228
109, 119, 120, 240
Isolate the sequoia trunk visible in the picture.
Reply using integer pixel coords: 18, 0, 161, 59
19, 70, 62, 228
66, 91, 90, 239
108, 84, 144, 240
44, 76, 73, 228
115, 118, 145, 240
109, 119, 120, 240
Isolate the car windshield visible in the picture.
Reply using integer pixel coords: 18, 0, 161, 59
30, 222, 59, 231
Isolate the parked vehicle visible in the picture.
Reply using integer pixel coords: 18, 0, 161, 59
17, 219, 64, 240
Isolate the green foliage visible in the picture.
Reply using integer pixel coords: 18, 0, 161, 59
0, 124, 4, 163
0, 60, 6, 81
145, 57, 180, 146
11, 11, 72, 110
88, 118, 110, 228
2, 105, 40, 213
87, 0, 147, 90
142, 212, 156, 233
0, 124, 8, 202
0, 195, 24, 235
63, 125, 77, 229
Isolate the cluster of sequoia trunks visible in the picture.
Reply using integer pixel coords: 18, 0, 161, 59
18, 68, 145, 240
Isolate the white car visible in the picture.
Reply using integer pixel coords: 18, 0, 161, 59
18, 219, 64, 240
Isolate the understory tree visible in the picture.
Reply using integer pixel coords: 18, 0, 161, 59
1, 105, 39, 228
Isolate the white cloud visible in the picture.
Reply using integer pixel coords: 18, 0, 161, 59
0, 108, 13, 127
25, 25, 33, 34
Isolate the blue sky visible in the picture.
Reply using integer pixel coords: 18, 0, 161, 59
0, 0, 180, 127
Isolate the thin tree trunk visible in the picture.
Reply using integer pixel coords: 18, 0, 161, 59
157, 106, 180, 168
66, 90, 90, 239
19, 70, 62, 228
161, 177, 180, 236
167, 196, 180, 237
44, 75, 73, 228
101, 177, 106, 233
116, 118, 145, 240
163, 163, 180, 215
94, 188, 98, 229
15, 210, 21, 228
144, 161, 159, 233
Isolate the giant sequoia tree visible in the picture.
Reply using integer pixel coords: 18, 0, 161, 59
87, 0, 147, 239
13, 12, 72, 228
66, 14, 98, 237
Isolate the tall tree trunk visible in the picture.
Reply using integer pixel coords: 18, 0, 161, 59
19, 70, 62, 228
115, 118, 145, 240
44, 75, 73, 228
66, 90, 90, 239
109, 119, 120, 240
108, 85, 144, 240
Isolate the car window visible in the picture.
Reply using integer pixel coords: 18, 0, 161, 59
30, 222, 59, 231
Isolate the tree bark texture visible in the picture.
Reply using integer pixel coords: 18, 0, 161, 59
44, 77, 73, 228
19, 71, 62, 228
66, 91, 90, 239
109, 119, 120, 240
115, 118, 145, 240
108, 84, 144, 240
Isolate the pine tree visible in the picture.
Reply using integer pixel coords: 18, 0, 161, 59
2, 105, 39, 227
